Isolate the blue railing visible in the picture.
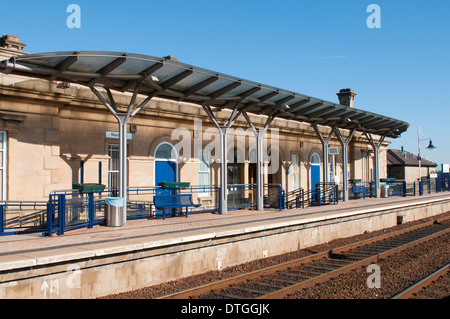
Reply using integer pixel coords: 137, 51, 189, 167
1, 177, 449, 237
1, 184, 282, 236
0, 201, 49, 236
285, 183, 338, 209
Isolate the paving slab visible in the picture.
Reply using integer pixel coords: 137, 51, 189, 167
0, 193, 448, 271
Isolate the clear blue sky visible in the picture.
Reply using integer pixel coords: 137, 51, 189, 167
1, 0, 449, 167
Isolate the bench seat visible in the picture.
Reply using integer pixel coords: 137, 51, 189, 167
352, 185, 373, 199
153, 194, 201, 220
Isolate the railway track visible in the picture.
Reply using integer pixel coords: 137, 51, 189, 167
159, 216, 450, 299
391, 263, 450, 299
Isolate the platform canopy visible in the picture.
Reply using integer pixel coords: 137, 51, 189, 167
0, 51, 409, 138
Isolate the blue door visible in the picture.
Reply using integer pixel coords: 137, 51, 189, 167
155, 161, 176, 193
155, 161, 177, 216
311, 165, 321, 204
311, 165, 321, 189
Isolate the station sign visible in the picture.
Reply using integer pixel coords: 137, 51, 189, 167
106, 131, 133, 140
443, 164, 450, 174
329, 147, 339, 155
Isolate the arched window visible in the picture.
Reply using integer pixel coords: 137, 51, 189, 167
249, 149, 257, 164
310, 152, 321, 190
311, 153, 320, 165
227, 148, 238, 163
155, 142, 177, 161
154, 142, 178, 188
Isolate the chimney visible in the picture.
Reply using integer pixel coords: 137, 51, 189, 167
163, 55, 178, 61
0, 34, 28, 59
337, 88, 357, 108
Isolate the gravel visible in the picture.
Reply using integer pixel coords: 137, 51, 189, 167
101, 211, 450, 299
285, 232, 450, 299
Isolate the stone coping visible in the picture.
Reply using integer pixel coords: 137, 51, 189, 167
0, 193, 449, 273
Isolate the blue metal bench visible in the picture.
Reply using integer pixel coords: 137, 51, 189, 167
352, 185, 372, 199
153, 194, 201, 220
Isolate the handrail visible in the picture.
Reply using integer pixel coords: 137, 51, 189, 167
285, 183, 338, 209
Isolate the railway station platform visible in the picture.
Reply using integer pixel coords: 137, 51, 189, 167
0, 193, 449, 299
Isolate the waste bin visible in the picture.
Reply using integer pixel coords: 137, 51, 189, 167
381, 185, 390, 198
105, 197, 124, 227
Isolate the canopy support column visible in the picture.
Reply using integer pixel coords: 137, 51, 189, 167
202, 105, 242, 215
90, 84, 155, 224
312, 123, 338, 186
365, 133, 386, 198
243, 111, 276, 211
335, 127, 357, 201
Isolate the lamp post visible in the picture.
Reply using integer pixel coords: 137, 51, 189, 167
417, 126, 436, 180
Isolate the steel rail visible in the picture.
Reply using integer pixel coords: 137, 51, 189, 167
259, 227, 449, 299
158, 215, 450, 299
391, 263, 450, 299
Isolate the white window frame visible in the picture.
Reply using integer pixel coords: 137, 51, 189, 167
292, 154, 299, 190
198, 149, 211, 196
362, 152, 367, 183
0, 132, 7, 201
108, 144, 119, 189
154, 142, 179, 187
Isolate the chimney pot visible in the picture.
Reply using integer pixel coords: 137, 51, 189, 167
337, 88, 357, 108
163, 55, 178, 61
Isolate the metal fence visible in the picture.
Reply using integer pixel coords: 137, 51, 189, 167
1, 176, 449, 237
0, 201, 48, 236
1, 184, 282, 237
285, 183, 338, 209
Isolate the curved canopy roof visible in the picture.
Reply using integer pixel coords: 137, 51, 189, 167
0, 51, 408, 138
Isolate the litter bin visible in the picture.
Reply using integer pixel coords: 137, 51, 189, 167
381, 185, 390, 198
105, 197, 124, 227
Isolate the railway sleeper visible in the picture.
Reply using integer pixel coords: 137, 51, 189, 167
231, 287, 266, 296
278, 271, 310, 279
213, 292, 245, 299
301, 265, 333, 273
322, 258, 353, 265
315, 260, 351, 268
307, 264, 340, 271
347, 247, 379, 254
268, 278, 298, 285
352, 247, 385, 254
253, 281, 285, 290
290, 268, 326, 276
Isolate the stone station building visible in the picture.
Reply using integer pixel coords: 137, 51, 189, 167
0, 34, 399, 209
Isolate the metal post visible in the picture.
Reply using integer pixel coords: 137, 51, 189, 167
202, 104, 243, 215
219, 126, 228, 215
80, 161, 84, 184
117, 114, 128, 225
256, 133, 264, 210
335, 128, 356, 202
312, 123, 338, 194
47, 195, 54, 237
0, 204, 4, 235
90, 83, 155, 225
365, 133, 385, 198
58, 194, 65, 236
243, 111, 276, 211
98, 162, 102, 185
88, 192, 94, 228
418, 127, 421, 182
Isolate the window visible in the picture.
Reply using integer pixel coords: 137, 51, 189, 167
155, 143, 177, 161
0, 132, 6, 201
292, 154, 299, 190
362, 152, 368, 183
368, 155, 373, 182
249, 149, 257, 164
311, 153, 320, 165
108, 144, 119, 189
198, 149, 210, 196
